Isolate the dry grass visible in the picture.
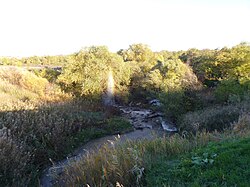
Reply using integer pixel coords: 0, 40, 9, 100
0, 67, 69, 108
0, 67, 48, 95
0, 132, 32, 186
0, 67, 133, 186
0, 67, 107, 186
231, 112, 250, 135
0, 98, 107, 184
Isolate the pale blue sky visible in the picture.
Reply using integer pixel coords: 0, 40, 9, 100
0, 0, 249, 57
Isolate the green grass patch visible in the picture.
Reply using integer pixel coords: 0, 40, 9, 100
145, 136, 250, 187
68, 117, 133, 151
105, 116, 133, 134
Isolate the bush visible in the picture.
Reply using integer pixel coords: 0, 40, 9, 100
158, 91, 186, 121
158, 89, 206, 122
141, 59, 200, 93
214, 79, 249, 102
34, 68, 61, 83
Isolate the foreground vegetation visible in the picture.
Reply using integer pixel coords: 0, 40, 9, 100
146, 136, 250, 186
59, 113, 250, 186
0, 42, 250, 186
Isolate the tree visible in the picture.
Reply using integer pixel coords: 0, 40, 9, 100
142, 59, 200, 93
58, 46, 131, 99
118, 43, 155, 63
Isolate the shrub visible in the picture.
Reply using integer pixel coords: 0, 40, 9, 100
158, 91, 186, 121
158, 88, 206, 122
34, 68, 61, 83
214, 79, 249, 102
141, 59, 200, 93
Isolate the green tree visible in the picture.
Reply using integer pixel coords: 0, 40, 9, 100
142, 59, 200, 93
58, 46, 131, 99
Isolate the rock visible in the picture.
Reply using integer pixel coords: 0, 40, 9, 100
119, 105, 176, 132
147, 112, 164, 118
119, 108, 132, 114
161, 120, 177, 132
130, 110, 152, 116
149, 99, 162, 106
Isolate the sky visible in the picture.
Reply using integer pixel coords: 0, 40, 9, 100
0, 0, 249, 57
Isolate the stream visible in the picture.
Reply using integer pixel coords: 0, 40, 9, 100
40, 104, 177, 187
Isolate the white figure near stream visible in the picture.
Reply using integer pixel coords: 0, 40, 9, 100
103, 69, 115, 106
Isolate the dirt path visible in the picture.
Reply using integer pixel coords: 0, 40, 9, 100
40, 128, 164, 187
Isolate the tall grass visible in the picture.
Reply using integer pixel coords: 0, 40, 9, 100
58, 112, 250, 186
0, 99, 127, 186
57, 133, 217, 186
0, 67, 132, 186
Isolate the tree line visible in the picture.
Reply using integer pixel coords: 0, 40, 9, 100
1, 43, 250, 116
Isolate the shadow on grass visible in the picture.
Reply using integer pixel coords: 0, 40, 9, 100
0, 96, 132, 186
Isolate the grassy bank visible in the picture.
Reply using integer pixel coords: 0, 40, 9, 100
146, 136, 250, 186
58, 113, 250, 186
